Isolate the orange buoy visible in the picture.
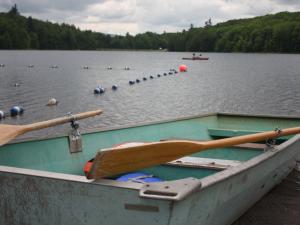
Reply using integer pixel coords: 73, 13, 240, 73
179, 64, 187, 72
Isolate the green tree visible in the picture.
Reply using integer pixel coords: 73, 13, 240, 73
8, 4, 19, 16
0, 7, 300, 52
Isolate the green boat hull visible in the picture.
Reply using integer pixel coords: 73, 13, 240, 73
1, 113, 300, 225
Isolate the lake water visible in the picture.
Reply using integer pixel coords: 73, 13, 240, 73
0, 50, 300, 140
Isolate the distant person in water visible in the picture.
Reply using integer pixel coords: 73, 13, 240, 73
193, 53, 195, 57
199, 54, 202, 56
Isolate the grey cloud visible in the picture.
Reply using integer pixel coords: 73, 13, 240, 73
272, 0, 300, 4
0, 0, 300, 35
135, 1, 224, 31
0, 0, 107, 14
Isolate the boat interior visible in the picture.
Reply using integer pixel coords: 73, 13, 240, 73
0, 113, 299, 182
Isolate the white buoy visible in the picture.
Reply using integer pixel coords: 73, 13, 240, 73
46, 98, 58, 106
0, 110, 5, 119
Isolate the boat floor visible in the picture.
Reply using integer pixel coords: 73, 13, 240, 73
232, 169, 300, 225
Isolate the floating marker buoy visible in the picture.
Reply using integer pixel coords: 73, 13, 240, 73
143, 77, 147, 81
46, 98, 58, 106
94, 87, 105, 94
129, 81, 135, 85
0, 110, 5, 119
136, 79, 140, 83
10, 106, 24, 117
112, 85, 118, 90
150, 76, 154, 79
179, 64, 187, 72
100, 87, 105, 94
94, 87, 101, 94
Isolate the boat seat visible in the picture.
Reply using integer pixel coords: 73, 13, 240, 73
208, 128, 288, 141
165, 156, 241, 170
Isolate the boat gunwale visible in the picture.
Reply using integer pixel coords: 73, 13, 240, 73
0, 164, 145, 189
8, 112, 300, 145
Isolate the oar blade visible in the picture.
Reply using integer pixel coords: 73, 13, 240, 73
0, 125, 25, 147
87, 140, 204, 179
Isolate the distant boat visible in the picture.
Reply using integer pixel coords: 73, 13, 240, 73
182, 56, 209, 60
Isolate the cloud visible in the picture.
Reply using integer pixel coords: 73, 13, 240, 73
0, 0, 299, 35
272, 0, 300, 5
0, 0, 104, 13
86, 0, 135, 21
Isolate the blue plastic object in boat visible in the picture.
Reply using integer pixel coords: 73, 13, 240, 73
116, 172, 162, 183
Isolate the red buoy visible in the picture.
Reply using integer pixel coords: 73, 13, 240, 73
179, 64, 187, 72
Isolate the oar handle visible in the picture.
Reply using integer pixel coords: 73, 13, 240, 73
202, 127, 300, 150
23, 109, 102, 132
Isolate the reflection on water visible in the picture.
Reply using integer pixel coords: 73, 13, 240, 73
0, 51, 300, 139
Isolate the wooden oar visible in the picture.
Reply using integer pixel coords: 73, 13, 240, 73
87, 127, 300, 179
0, 109, 102, 146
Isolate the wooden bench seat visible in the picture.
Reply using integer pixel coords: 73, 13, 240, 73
165, 157, 241, 170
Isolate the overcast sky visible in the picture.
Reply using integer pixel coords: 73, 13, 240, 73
0, 0, 300, 35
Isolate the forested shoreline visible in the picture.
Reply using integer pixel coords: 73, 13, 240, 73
0, 5, 299, 52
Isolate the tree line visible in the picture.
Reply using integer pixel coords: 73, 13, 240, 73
0, 5, 299, 52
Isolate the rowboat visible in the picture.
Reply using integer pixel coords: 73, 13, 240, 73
1, 112, 300, 225
182, 56, 209, 60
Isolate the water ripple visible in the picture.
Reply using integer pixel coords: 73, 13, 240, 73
0, 51, 300, 139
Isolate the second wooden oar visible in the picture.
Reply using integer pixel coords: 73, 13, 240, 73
0, 109, 102, 147
87, 126, 300, 179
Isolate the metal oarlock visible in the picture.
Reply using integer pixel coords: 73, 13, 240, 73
264, 127, 282, 151
68, 112, 83, 153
